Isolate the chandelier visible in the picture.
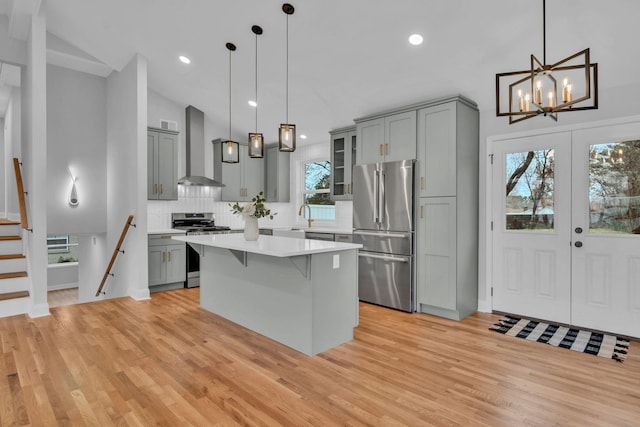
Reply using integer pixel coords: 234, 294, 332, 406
496, 0, 598, 124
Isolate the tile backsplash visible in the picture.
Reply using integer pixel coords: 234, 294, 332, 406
147, 186, 352, 230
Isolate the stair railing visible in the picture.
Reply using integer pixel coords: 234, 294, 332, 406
13, 158, 30, 231
95, 215, 136, 297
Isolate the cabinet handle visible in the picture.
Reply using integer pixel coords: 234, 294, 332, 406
162, 251, 166, 263
160, 184, 163, 194
385, 144, 389, 156
168, 251, 171, 262
379, 144, 383, 156
420, 176, 424, 190
155, 184, 158, 194
346, 183, 350, 194
420, 206, 423, 219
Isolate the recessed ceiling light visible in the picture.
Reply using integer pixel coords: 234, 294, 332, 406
179, 55, 191, 64
408, 34, 423, 46
300, 134, 307, 139
248, 100, 257, 107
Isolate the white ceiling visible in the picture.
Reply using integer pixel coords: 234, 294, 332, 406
2, 0, 640, 140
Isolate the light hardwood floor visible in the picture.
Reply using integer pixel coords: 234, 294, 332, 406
1, 288, 638, 426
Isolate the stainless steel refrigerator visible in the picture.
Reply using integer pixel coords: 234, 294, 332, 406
352, 159, 415, 312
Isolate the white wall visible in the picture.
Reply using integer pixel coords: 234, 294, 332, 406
46, 64, 107, 234
78, 233, 107, 302
47, 262, 78, 290
0, 118, 4, 215
4, 87, 20, 219
23, 5, 49, 317
105, 54, 148, 301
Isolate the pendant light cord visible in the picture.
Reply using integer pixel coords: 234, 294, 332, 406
285, 13, 289, 124
542, 0, 546, 65
255, 31, 258, 133
228, 48, 232, 141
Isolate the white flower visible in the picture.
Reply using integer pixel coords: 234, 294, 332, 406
242, 202, 256, 219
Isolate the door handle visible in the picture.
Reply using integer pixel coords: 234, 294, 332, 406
155, 183, 158, 194
574, 241, 583, 248
420, 176, 424, 190
162, 251, 166, 262
160, 184, 163, 194
358, 252, 409, 263
168, 251, 171, 262
379, 144, 383, 156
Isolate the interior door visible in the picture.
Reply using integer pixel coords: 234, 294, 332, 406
570, 122, 640, 337
492, 132, 572, 324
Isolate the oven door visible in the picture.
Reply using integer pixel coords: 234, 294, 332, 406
186, 242, 200, 288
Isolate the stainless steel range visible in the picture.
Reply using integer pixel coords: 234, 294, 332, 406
171, 212, 231, 288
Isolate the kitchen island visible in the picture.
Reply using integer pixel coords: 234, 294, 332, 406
172, 234, 362, 356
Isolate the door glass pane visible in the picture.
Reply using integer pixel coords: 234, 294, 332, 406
589, 140, 640, 234
505, 149, 555, 230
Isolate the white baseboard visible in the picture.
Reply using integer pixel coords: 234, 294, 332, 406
47, 283, 78, 291
130, 287, 151, 301
29, 302, 50, 318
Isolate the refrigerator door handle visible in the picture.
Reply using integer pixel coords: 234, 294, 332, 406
379, 172, 385, 224
373, 170, 379, 224
358, 252, 410, 263
353, 230, 411, 239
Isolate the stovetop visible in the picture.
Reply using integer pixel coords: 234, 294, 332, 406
171, 212, 231, 233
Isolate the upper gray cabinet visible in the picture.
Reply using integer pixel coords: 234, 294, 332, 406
148, 127, 179, 200
265, 146, 290, 202
417, 100, 479, 198
356, 111, 416, 164
213, 140, 265, 202
330, 126, 356, 200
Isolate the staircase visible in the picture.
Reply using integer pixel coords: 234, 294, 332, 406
0, 219, 29, 317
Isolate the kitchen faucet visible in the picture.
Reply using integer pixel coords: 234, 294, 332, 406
298, 204, 314, 228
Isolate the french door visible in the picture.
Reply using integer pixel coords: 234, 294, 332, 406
492, 121, 640, 337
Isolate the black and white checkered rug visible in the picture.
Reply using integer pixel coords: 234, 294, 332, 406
490, 316, 630, 362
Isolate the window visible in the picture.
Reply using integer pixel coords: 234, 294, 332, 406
47, 235, 79, 264
303, 160, 335, 221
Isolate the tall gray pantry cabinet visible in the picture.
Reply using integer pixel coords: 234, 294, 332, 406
147, 127, 179, 200
416, 98, 479, 320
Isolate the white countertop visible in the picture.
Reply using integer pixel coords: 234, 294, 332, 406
260, 226, 354, 235
148, 228, 186, 235
172, 233, 361, 257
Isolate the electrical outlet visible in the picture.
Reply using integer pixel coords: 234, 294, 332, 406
333, 254, 340, 269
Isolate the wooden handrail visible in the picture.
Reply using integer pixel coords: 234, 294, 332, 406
13, 158, 29, 230
96, 215, 135, 297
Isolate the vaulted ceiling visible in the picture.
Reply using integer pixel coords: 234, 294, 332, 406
1, 0, 639, 140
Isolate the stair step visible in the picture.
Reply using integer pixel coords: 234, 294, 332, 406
0, 254, 25, 260
0, 271, 28, 280
0, 219, 20, 226
0, 236, 21, 241
0, 290, 29, 302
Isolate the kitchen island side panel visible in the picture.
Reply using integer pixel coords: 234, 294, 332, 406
199, 246, 357, 356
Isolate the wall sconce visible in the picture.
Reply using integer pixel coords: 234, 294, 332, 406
68, 170, 79, 206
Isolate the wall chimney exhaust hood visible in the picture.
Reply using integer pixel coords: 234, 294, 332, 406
178, 105, 225, 186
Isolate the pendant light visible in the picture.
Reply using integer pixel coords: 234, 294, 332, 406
278, 3, 296, 152
222, 42, 240, 163
248, 25, 264, 158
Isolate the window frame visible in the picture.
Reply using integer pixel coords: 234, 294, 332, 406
298, 157, 336, 225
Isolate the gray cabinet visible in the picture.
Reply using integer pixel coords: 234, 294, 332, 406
265, 146, 290, 202
213, 140, 265, 202
148, 234, 186, 291
415, 96, 479, 320
356, 111, 416, 164
148, 127, 179, 200
330, 126, 356, 200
